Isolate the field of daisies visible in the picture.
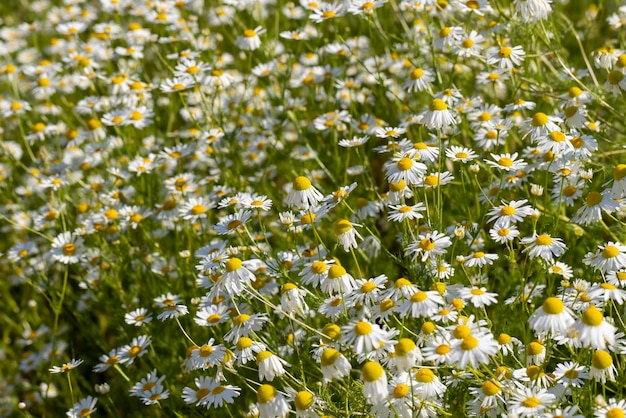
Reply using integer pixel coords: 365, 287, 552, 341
2, 0, 626, 416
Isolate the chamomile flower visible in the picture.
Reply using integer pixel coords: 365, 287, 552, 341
124, 308, 153, 326
66, 396, 97, 418
574, 191, 620, 225
319, 347, 352, 382
529, 296, 575, 336
361, 361, 388, 405
446, 145, 478, 163
333, 218, 362, 252
521, 233, 567, 263
589, 349, 616, 382
235, 27, 266, 51
256, 351, 289, 381
310, 3, 345, 22
399, 289, 445, 318
573, 305, 616, 349
514, 0, 552, 23
50, 232, 84, 265
406, 230, 452, 263
509, 386, 555, 417
384, 154, 427, 185
421, 98, 457, 130
487, 44, 526, 69
341, 319, 390, 355
286, 176, 324, 210
402, 66, 435, 92
486, 152, 528, 172
583, 242, 626, 274
256, 384, 289, 418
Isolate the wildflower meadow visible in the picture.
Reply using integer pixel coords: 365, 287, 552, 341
2, 0, 626, 416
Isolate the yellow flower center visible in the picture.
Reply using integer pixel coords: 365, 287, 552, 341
243, 29, 256, 38
592, 350, 613, 369
602, 245, 620, 258
461, 336, 479, 350
411, 291, 428, 303
415, 368, 435, 383
581, 306, 603, 326
410, 68, 424, 79
522, 396, 540, 408
531, 112, 549, 127
499, 47, 512, 58
429, 98, 448, 111
327, 264, 346, 278
294, 391, 314, 410
586, 191, 602, 207
392, 384, 410, 398
482, 380, 500, 396
454, 325, 472, 339
257, 384, 276, 404
362, 361, 384, 382
462, 38, 474, 48
62, 243, 77, 256
395, 338, 416, 356
609, 70, 624, 85
334, 219, 353, 235
615, 164, 626, 180
225, 257, 243, 272
498, 157, 513, 167
397, 157, 413, 171
424, 175, 439, 186
607, 408, 624, 418
354, 321, 372, 336
535, 234, 552, 246
542, 297, 564, 314
233, 314, 250, 326
190, 204, 206, 215
320, 348, 341, 366
418, 238, 436, 251
293, 176, 311, 191
436, 344, 450, 355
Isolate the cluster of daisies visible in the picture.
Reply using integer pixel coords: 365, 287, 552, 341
1, 0, 626, 417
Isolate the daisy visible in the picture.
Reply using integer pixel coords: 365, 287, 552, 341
486, 152, 528, 172
402, 66, 435, 93
610, 163, 626, 197
421, 98, 457, 130
286, 176, 324, 210
50, 232, 84, 265
521, 112, 563, 141
333, 218, 362, 252
553, 361, 588, 388
235, 26, 266, 51
489, 222, 520, 244
509, 386, 555, 417
521, 233, 567, 263
66, 396, 97, 418
224, 313, 269, 343
460, 287, 498, 307
347, 275, 387, 308
399, 289, 445, 318
454, 30, 484, 57
214, 211, 253, 235
413, 368, 447, 400
291, 390, 318, 417
406, 230, 452, 263
124, 308, 153, 326
256, 384, 289, 418
234, 337, 266, 365
583, 242, 626, 273
256, 351, 289, 381
179, 197, 213, 222
529, 296, 575, 336
384, 154, 427, 185
119, 335, 152, 366
464, 252, 499, 268
607, 269, 626, 287
587, 282, 626, 305
361, 361, 388, 405
129, 369, 169, 405
446, 145, 478, 163
589, 350, 616, 382
573, 305, 616, 349
347, 0, 386, 16
387, 203, 425, 222
450, 331, 499, 369
182, 376, 241, 408
341, 319, 390, 355
49, 358, 83, 374
309, 3, 345, 22
487, 44, 526, 69
595, 398, 626, 418
514, 0, 552, 23
573, 191, 620, 225
319, 347, 352, 382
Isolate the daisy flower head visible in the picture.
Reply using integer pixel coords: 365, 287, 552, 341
487, 199, 534, 225
182, 376, 241, 408
402, 66, 435, 93
50, 231, 84, 265
450, 331, 499, 369
421, 98, 457, 130
387, 203, 425, 222
393, 338, 421, 372
361, 361, 388, 405
610, 163, 626, 197
583, 242, 626, 274
333, 218, 362, 252
285, 176, 324, 210
573, 305, 616, 349
521, 233, 567, 263
49, 358, 83, 374
256, 384, 289, 418
319, 347, 351, 382
574, 191, 620, 225
595, 398, 626, 418
384, 153, 427, 186
454, 30, 485, 57
347, 0, 386, 16
529, 296, 575, 336
413, 368, 447, 400
66, 396, 97, 418
464, 252, 499, 268
489, 222, 520, 244
406, 230, 452, 263
446, 145, 478, 163
236, 26, 266, 51
509, 386, 555, 417
256, 351, 289, 381
590, 349, 616, 382
399, 289, 445, 318
514, 0, 552, 23
553, 361, 588, 388
310, 3, 345, 22
521, 111, 563, 141
460, 286, 498, 307
486, 152, 528, 172
487, 44, 526, 69
341, 319, 390, 355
